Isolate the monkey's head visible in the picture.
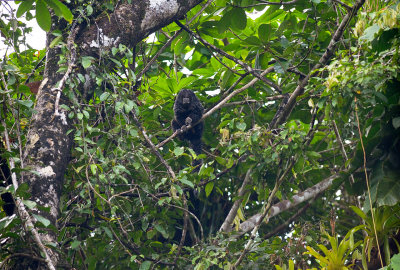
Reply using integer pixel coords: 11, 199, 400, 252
176, 89, 196, 109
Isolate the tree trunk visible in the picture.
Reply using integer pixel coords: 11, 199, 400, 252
13, 0, 203, 268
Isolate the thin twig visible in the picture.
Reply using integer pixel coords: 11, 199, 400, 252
332, 120, 364, 207
131, 110, 176, 180
51, 26, 79, 123
175, 20, 281, 93
173, 196, 189, 266
221, 95, 285, 107
354, 97, 384, 268
137, 0, 213, 80
233, 113, 323, 267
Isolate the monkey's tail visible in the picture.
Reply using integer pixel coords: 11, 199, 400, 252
190, 139, 202, 173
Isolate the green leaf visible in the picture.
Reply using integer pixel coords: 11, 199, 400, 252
173, 147, 184, 156
174, 31, 189, 55
139, 261, 151, 270
231, 8, 247, 30
70, 240, 81, 249
36, 0, 52, 32
360, 24, 380, 42
90, 164, 97, 175
236, 122, 246, 131
391, 254, 400, 269
32, 214, 51, 227
124, 99, 135, 113
86, 5, 93, 16
215, 156, 226, 166
81, 56, 93, 69
375, 173, 400, 207
178, 176, 194, 188
205, 182, 214, 197
244, 36, 261, 45
103, 227, 113, 239
49, 35, 63, 48
306, 151, 322, 159
43, 0, 62, 17
350, 205, 367, 220
16, 99, 34, 108
48, 0, 73, 23
16, 0, 34, 18
258, 24, 273, 43
99, 92, 110, 101
154, 224, 169, 238
22, 199, 37, 209
218, 10, 232, 34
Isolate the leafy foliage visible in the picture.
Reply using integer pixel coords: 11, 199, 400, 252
1, 0, 400, 269
304, 228, 363, 270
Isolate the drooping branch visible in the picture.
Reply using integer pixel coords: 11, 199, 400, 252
234, 109, 323, 266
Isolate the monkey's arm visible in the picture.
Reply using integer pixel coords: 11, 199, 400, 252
186, 105, 203, 124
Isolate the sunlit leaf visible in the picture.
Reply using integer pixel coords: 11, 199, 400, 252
36, 0, 51, 32
16, 0, 34, 18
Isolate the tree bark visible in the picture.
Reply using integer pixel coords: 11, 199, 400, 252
238, 173, 340, 233
18, 0, 203, 268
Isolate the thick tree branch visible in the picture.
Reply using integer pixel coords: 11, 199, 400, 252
238, 173, 342, 233
78, 0, 203, 57
220, 168, 252, 232
263, 197, 315, 239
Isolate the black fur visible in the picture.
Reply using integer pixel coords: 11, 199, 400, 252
172, 89, 204, 168
0, 152, 14, 216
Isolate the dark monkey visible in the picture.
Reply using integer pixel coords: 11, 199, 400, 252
172, 89, 204, 168
0, 152, 14, 216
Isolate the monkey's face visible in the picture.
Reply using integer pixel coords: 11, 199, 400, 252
182, 97, 190, 105
177, 89, 194, 109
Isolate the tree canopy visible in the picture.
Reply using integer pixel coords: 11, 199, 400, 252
0, 0, 399, 269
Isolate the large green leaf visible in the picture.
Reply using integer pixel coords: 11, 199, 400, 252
16, 0, 34, 18
230, 8, 247, 30
258, 24, 273, 43
36, 0, 51, 32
